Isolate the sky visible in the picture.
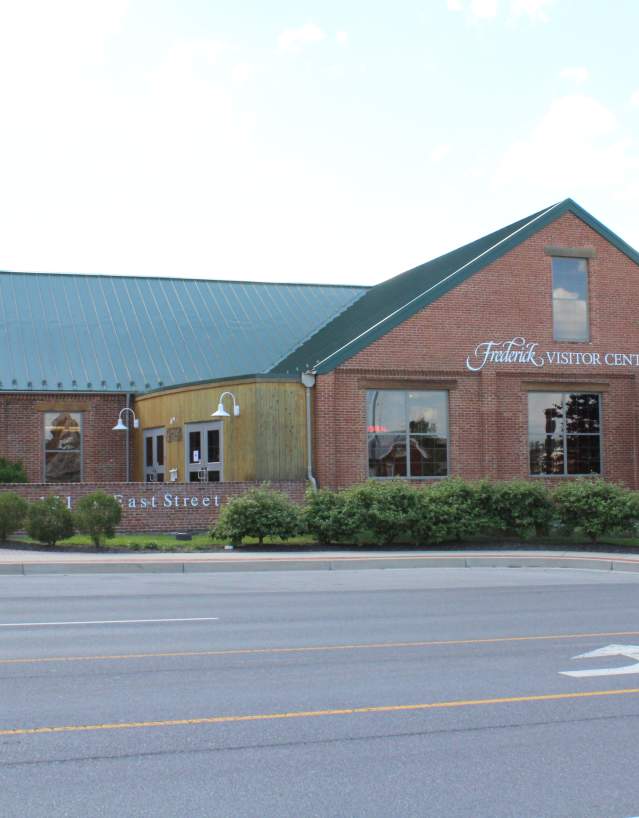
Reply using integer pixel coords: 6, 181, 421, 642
0, 0, 637, 286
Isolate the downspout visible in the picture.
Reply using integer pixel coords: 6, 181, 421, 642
125, 392, 133, 482
301, 371, 317, 491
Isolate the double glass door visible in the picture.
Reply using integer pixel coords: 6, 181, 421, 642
144, 428, 165, 482
185, 422, 222, 482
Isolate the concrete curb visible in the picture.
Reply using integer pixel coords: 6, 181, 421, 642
2, 552, 639, 575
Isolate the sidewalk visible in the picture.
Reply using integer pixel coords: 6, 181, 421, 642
2, 546, 639, 575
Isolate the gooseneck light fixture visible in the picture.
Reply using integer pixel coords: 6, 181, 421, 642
112, 407, 140, 431
211, 391, 240, 418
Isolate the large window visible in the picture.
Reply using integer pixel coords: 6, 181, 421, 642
528, 392, 600, 476
367, 390, 448, 478
552, 257, 589, 341
44, 411, 82, 482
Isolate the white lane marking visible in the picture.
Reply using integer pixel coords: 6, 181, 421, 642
0, 617, 219, 628
561, 644, 639, 678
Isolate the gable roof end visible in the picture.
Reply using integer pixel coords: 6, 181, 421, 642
270, 198, 639, 375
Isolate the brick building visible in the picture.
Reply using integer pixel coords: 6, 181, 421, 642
2, 198, 638, 530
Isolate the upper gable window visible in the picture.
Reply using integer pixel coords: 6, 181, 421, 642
552, 257, 589, 342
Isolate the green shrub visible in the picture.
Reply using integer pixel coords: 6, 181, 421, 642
412, 478, 490, 545
26, 496, 75, 546
74, 491, 122, 547
0, 492, 29, 542
0, 458, 27, 484
303, 488, 359, 545
486, 479, 553, 537
344, 480, 420, 545
211, 486, 302, 545
553, 479, 639, 542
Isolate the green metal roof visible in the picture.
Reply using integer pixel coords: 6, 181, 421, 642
0, 272, 367, 392
271, 199, 639, 375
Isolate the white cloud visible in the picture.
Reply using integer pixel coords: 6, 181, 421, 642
493, 94, 639, 200
430, 144, 451, 162
510, 0, 553, 20
630, 90, 639, 107
559, 66, 590, 85
470, 0, 498, 17
448, 0, 553, 20
278, 23, 326, 53
336, 30, 349, 46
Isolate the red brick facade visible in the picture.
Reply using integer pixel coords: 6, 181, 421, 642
0, 481, 306, 532
0, 393, 128, 483
313, 213, 639, 490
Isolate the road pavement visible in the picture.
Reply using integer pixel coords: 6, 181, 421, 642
2, 567, 639, 817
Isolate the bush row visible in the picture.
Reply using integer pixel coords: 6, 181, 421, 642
212, 479, 639, 546
0, 491, 122, 546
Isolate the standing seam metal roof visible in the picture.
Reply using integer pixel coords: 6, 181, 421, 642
0, 273, 367, 392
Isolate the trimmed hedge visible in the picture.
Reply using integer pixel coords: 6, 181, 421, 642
211, 485, 302, 545
74, 490, 123, 547
302, 488, 359, 545
487, 479, 554, 538
298, 478, 639, 547
344, 480, 420, 546
26, 496, 75, 546
0, 492, 29, 542
412, 478, 491, 545
553, 479, 639, 542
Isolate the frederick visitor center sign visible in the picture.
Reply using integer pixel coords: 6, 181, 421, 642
466, 337, 639, 372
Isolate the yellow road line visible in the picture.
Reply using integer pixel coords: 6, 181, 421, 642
3, 629, 639, 666
3, 687, 639, 736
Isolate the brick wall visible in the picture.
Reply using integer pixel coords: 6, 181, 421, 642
0, 393, 129, 483
0, 481, 307, 532
313, 213, 639, 489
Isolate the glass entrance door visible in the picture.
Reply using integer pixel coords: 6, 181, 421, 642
144, 428, 165, 482
185, 422, 222, 482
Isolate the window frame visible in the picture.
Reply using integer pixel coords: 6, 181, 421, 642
366, 389, 449, 480
43, 410, 83, 483
551, 256, 590, 343
528, 391, 602, 477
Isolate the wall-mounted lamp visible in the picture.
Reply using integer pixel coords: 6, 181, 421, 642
112, 407, 140, 431
211, 391, 240, 418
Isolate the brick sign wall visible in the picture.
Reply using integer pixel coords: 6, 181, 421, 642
0, 481, 307, 532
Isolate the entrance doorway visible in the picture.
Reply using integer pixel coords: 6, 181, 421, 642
185, 422, 223, 482
144, 428, 165, 482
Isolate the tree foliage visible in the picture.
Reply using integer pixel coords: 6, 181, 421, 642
0, 458, 28, 484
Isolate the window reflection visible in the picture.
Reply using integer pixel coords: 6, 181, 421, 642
44, 412, 82, 482
528, 393, 600, 475
552, 257, 589, 341
368, 391, 448, 478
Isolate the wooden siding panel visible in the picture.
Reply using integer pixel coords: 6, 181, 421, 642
132, 379, 305, 483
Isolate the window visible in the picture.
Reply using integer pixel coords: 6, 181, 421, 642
528, 392, 600, 476
552, 257, 589, 341
367, 390, 448, 478
44, 411, 82, 482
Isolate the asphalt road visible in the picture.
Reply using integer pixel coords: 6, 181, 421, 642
2, 567, 639, 818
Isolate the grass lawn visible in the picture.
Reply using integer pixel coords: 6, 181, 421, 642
8, 531, 639, 552
10, 533, 318, 551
